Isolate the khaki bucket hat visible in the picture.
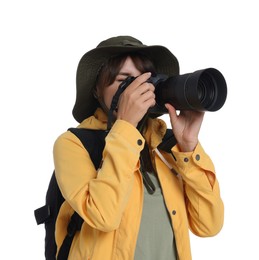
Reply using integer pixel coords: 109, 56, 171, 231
72, 35, 179, 122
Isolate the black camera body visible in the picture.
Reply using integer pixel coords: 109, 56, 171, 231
121, 68, 227, 115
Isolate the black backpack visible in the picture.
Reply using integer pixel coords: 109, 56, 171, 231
34, 128, 107, 260
34, 127, 176, 260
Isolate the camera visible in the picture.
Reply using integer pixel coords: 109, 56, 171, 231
121, 68, 227, 114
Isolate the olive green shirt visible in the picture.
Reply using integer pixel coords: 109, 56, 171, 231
134, 172, 178, 260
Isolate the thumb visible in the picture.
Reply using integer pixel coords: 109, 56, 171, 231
165, 103, 178, 123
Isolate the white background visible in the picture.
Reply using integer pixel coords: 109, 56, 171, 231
1, 0, 258, 259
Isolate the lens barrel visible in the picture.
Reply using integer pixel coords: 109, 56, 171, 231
152, 68, 227, 113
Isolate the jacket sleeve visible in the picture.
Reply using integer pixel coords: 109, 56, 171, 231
171, 142, 224, 237
53, 120, 144, 232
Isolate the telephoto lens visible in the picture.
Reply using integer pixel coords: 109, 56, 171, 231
150, 68, 227, 114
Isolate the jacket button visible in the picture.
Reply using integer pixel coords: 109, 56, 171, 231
172, 210, 176, 215
195, 154, 200, 161
137, 139, 143, 146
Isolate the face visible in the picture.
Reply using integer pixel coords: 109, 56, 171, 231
101, 56, 142, 110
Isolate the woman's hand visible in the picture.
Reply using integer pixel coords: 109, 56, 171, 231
117, 72, 156, 127
165, 103, 205, 152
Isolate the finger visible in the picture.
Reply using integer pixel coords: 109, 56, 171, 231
123, 74, 154, 102
165, 103, 178, 121
128, 72, 152, 91
135, 82, 155, 97
139, 89, 156, 105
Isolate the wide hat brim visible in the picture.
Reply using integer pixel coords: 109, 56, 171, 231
72, 36, 179, 122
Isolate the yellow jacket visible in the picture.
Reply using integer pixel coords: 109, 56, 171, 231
53, 109, 224, 260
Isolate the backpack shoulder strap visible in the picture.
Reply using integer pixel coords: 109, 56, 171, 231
68, 128, 107, 169
57, 128, 107, 260
34, 129, 107, 224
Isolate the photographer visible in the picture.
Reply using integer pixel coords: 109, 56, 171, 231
53, 35, 224, 259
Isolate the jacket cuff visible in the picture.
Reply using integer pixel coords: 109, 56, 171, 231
171, 142, 215, 174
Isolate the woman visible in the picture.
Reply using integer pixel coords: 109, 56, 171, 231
53, 36, 224, 259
